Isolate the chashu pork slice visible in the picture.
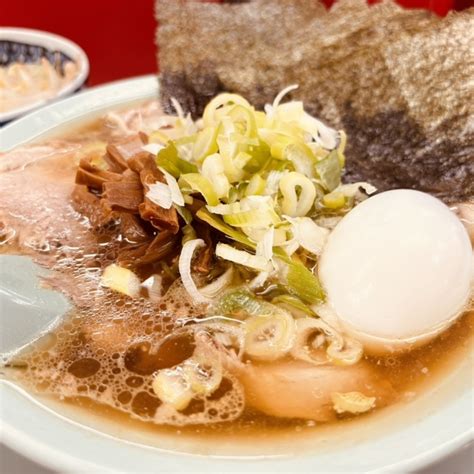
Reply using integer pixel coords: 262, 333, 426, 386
239, 359, 396, 422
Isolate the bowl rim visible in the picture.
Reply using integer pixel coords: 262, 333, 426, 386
1, 380, 472, 474
0, 27, 90, 123
0, 75, 472, 473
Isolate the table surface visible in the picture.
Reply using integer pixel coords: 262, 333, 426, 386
1, 442, 473, 473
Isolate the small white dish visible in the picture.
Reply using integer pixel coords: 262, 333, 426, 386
0, 75, 472, 473
0, 27, 89, 124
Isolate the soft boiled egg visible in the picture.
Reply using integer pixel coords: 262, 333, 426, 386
319, 190, 473, 355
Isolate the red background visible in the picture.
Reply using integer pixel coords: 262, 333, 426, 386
1, 1, 471, 86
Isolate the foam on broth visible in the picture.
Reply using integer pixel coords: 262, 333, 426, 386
1, 101, 473, 446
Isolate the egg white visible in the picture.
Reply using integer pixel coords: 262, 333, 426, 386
319, 190, 473, 355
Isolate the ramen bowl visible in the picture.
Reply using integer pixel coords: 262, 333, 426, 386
0, 76, 472, 473
0, 27, 89, 124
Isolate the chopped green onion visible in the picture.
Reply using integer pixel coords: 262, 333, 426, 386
315, 150, 341, 192
199, 267, 234, 299
244, 310, 295, 361
175, 204, 193, 224
271, 294, 315, 317
254, 110, 267, 127
138, 87, 374, 313
155, 142, 197, 178
216, 289, 266, 318
152, 366, 193, 410
270, 135, 294, 160
216, 243, 271, 271
228, 104, 258, 138
285, 216, 329, 255
149, 130, 170, 144
275, 249, 325, 304
203, 93, 252, 128
284, 142, 316, 178
223, 207, 280, 228
336, 130, 347, 167
201, 153, 230, 199
327, 336, 363, 367
216, 291, 300, 336
196, 208, 256, 249
230, 134, 259, 146
206, 202, 242, 215
290, 317, 361, 366
246, 174, 266, 196
272, 159, 293, 172
285, 258, 325, 304
227, 185, 239, 204
183, 340, 223, 395
279, 172, 316, 217
192, 126, 219, 162
243, 141, 271, 173
323, 190, 346, 209
158, 166, 185, 206
337, 182, 377, 200
298, 112, 338, 150
216, 134, 243, 183
234, 151, 253, 169
182, 224, 197, 245
272, 85, 299, 110
101, 264, 140, 298
332, 392, 376, 415
174, 135, 197, 146
179, 173, 219, 206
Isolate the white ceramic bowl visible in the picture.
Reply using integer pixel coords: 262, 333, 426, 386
0, 27, 89, 123
0, 76, 472, 473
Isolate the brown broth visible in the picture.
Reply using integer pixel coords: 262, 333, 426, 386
1, 102, 473, 441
